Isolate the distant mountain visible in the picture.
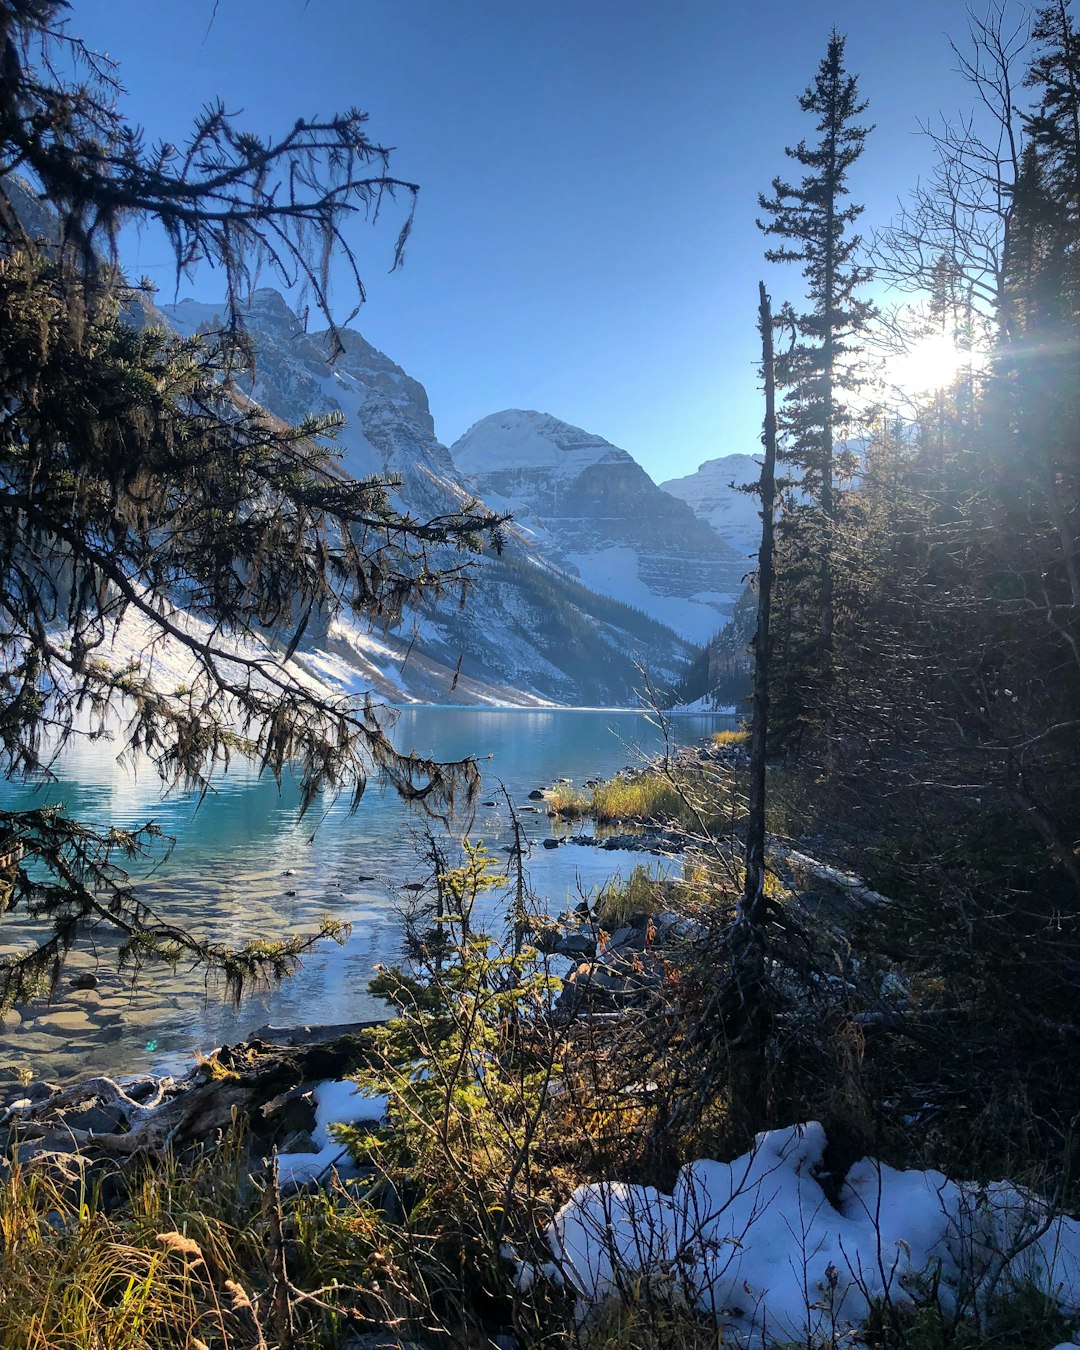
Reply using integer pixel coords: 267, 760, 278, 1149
451, 411, 746, 646
660, 453, 764, 565
163, 295, 695, 706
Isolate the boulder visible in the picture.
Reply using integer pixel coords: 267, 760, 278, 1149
555, 933, 596, 959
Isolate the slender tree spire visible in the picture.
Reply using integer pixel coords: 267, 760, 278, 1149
757, 29, 874, 653
740, 283, 779, 938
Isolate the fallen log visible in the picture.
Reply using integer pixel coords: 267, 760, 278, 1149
1, 1021, 383, 1165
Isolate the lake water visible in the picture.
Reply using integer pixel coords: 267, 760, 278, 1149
0, 708, 733, 1081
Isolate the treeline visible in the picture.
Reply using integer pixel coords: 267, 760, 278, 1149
735, 4, 1080, 1156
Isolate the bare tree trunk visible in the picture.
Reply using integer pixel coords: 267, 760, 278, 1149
728, 284, 781, 1132
740, 282, 780, 936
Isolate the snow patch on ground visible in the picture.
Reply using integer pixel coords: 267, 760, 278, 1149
275, 1080, 389, 1185
550, 1122, 1080, 1348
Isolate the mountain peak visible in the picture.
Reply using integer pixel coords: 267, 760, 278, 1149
660, 455, 763, 561
452, 409, 632, 481
452, 411, 743, 645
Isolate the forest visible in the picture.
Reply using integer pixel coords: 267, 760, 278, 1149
0, 1, 1078, 1347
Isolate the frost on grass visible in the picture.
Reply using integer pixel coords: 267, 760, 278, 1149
549, 1122, 1080, 1348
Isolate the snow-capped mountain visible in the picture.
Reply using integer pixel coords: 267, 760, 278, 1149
162, 293, 695, 706
660, 454, 764, 565
451, 411, 747, 646
165, 292, 451, 510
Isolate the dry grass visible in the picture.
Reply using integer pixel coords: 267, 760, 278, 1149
594, 865, 665, 929
549, 785, 591, 817
0, 1126, 376, 1349
591, 776, 685, 825
577, 1291, 729, 1350
548, 774, 689, 826
0, 1167, 256, 1349
711, 728, 749, 748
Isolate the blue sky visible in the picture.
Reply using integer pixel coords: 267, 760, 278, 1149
75, 0, 1003, 482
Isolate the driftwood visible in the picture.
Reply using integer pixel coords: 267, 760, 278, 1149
1, 1021, 383, 1164
768, 841, 893, 912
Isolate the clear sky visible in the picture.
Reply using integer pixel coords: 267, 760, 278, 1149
72, 0, 1002, 482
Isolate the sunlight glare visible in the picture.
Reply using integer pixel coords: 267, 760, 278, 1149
883, 332, 985, 397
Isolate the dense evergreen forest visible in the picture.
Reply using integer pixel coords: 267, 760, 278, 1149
0, 1, 1079, 1347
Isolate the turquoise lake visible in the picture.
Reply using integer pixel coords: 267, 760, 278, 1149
0, 708, 734, 1081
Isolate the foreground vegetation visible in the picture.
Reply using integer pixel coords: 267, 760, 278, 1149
2, 813, 1078, 1349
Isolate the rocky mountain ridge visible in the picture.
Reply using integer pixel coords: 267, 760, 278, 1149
162, 293, 697, 706
451, 411, 747, 646
659, 453, 764, 565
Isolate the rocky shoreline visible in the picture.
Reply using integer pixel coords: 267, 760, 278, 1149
0, 737, 745, 1189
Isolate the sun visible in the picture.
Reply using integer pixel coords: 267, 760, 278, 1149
882, 332, 986, 398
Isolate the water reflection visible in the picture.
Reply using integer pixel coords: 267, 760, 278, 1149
0, 708, 733, 1080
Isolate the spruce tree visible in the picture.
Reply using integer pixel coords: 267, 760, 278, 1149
757, 31, 874, 669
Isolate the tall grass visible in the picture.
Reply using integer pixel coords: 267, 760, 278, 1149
547, 775, 686, 824
591, 775, 684, 824
594, 865, 665, 929
549, 785, 591, 817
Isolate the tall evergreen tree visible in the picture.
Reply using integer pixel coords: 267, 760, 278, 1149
0, 0, 504, 999
757, 31, 874, 663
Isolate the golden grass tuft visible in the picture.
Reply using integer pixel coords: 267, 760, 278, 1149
549, 784, 591, 817
591, 775, 685, 824
594, 865, 665, 929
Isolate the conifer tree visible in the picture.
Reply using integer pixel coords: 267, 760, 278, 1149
757, 31, 874, 666
0, 0, 504, 1000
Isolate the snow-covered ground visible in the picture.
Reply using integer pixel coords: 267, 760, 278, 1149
275, 1080, 389, 1184
548, 1121, 1080, 1348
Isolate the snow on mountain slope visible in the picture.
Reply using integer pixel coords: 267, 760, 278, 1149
166, 292, 444, 493
452, 411, 746, 646
161, 296, 694, 705
660, 453, 764, 565
453, 410, 632, 484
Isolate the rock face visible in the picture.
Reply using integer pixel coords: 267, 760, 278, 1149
660, 453, 764, 566
162, 295, 695, 706
452, 411, 747, 646
166, 292, 444, 497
